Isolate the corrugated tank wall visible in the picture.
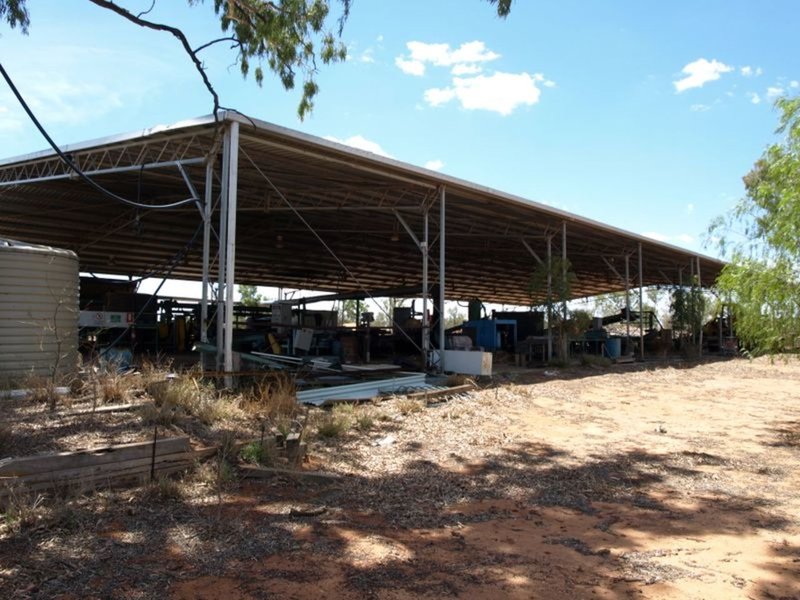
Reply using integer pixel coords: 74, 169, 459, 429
0, 238, 79, 381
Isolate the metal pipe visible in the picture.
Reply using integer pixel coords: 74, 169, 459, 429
421, 206, 430, 368
547, 235, 552, 361
638, 242, 644, 360
216, 128, 231, 371
200, 160, 213, 345
439, 186, 446, 373
624, 253, 631, 343
223, 121, 240, 380
697, 256, 703, 357
562, 221, 567, 322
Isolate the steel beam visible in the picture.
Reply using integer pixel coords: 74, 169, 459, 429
216, 129, 231, 371
439, 186, 446, 373
638, 243, 644, 360
200, 161, 213, 345
547, 235, 553, 361
224, 121, 240, 380
421, 206, 430, 367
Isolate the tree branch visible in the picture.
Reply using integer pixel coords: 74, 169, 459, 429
87, 0, 221, 120
194, 36, 241, 54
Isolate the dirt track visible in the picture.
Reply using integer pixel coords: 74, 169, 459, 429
3, 357, 800, 599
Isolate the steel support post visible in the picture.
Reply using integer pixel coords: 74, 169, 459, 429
439, 186, 446, 373
223, 121, 240, 381
200, 160, 213, 345
421, 206, 430, 368
696, 256, 703, 357
689, 257, 695, 347
216, 129, 231, 371
638, 243, 644, 360
624, 253, 631, 344
562, 222, 568, 359
546, 236, 552, 361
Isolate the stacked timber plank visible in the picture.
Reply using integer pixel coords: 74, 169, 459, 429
0, 436, 212, 496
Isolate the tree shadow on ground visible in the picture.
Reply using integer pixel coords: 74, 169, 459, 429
2, 417, 798, 598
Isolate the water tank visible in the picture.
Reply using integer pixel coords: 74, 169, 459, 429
0, 238, 79, 381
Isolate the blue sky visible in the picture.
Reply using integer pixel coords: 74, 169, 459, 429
1, 0, 798, 296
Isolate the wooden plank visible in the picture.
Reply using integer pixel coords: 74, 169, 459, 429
1, 451, 199, 486
0, 437, 191, 477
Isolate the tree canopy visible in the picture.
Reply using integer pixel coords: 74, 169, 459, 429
709, 96, 800, 354
1, 0, 514, 119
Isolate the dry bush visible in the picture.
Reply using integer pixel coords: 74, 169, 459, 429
1, 486, 46, 532
144, 376, 241, 426
98, 372, 134, 404
138, 475, 184, 503
396, 398, 425, 416
242, 374, 298, 420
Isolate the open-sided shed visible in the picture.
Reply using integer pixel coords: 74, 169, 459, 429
0, 111, 724, 371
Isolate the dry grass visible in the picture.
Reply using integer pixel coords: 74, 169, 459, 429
145, 376, 242, 426
396, 398, 425, 416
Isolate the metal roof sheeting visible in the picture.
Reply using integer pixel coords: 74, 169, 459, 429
0, 112, 725, 306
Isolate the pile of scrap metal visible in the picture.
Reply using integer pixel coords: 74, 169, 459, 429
194, 339, 427, 406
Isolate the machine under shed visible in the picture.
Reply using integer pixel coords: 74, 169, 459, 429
0, 112, 726, 375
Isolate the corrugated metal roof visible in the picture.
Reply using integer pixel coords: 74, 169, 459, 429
0, 111, 724, 305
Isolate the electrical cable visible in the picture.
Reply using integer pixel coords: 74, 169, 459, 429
241, 148, 426, 355
0, 62, 199, 210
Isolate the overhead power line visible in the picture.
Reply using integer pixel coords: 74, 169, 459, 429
0, 62, 199, 210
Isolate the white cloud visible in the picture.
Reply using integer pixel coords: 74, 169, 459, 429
376, 35, 384, 42
396, 40, 500, 77
748, 92, 761, 104
423, 87, 457, 107
324, 135, 393, 158
741, 66, 753, 77
395, 57, 425, 76
756, 67, 764, 76
424, 71, 545, 116
687, 203, 695, 215
424, 159, 444, 171
359, 48, 375, 64
790, 80, 799, 89
451, 63, 483, 76
767, 86, 784, 99
676, 234, 695, 244
690, 104, 710, 112
673, 58, 733, 92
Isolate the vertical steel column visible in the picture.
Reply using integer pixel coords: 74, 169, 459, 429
696, 256, 703, 357
439, 186, 446, 372
546, 235, 552, 361
561, 222, 568, 361
216, 128, 231, 371
421, 206, 430, 368
689, 257, 695, 347
200, 160, 213, 345
638, 242, 644, 360
223, 121, 240, 378
624, 253, 631, 344
561, 222, 567, 322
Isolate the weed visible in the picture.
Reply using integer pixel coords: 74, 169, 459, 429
140, 402, 182, 427
315, 413, 350, 439
354, 408, 375, 432
146, 377, 239, 426
98, 372, 133, 404
240, 440, 276, 466
1, 486, 46, 532
139, 476, 183, 503
242, 374, 298, 422
396, 398, 425, 416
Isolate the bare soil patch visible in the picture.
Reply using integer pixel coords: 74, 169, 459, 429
2, 357, 800, 599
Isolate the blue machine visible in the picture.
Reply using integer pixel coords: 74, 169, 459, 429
462, 319, 517, 351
